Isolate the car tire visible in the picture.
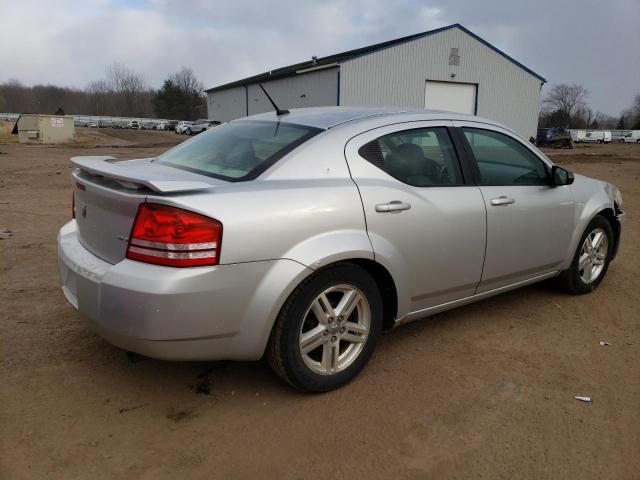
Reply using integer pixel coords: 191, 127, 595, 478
267, 263, 383, 393
555, 215, 614, 294
596, 139, 602, 144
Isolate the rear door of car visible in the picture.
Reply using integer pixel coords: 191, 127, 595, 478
452, 121, 576, 293
344, 121, 486, 314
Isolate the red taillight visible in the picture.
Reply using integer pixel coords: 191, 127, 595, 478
126, 203, 222, 267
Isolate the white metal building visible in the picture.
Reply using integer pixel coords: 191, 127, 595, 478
205, 24, 546, 138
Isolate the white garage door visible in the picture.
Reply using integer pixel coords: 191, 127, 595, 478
425, 81, 477, 115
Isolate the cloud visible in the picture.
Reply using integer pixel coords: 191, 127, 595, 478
1, 0, 638, 114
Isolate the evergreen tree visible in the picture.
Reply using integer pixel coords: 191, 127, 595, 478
153, 68, 205, 120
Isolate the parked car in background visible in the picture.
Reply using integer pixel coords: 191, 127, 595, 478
583, 130, 611, 144
112, 121, 124, 129
189, 120, 221, 135
175, 121, 193, 134
536, 127, 573, 148
87, 121, 99, 128
58, 107, 624, 392
74, 119, 86, 127
98, 120, 113, 128
128, 120, 140, 130
618, 131, 640, 144
156, 122, 167, 131
140, 122, 156, 130
165, 120, 179, 131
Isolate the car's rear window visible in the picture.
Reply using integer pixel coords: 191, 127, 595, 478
156, 120, 322, 181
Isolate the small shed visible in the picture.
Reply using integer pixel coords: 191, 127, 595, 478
12, 114, 76, 144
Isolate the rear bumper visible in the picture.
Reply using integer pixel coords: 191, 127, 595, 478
58, 220, 311, 361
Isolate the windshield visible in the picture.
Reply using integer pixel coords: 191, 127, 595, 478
156, 120, 322, 181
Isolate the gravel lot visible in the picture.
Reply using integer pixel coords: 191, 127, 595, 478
1, 130, 639, 479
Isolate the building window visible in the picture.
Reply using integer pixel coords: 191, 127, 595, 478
449, 47, 460, 66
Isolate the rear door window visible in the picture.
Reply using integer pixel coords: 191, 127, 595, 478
358, 127, 463, 186
157, 120, 321, 181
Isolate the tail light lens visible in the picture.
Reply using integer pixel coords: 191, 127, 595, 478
126, 203, 222, 267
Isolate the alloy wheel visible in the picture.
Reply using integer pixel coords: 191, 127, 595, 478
298, 285, 371, 375
578, 227, 608, 284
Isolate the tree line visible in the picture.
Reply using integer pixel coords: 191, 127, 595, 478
3, 69, 639, 129
539, 83, 640, 130
0, 63, 206, 120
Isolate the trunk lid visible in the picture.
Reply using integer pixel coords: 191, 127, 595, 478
71, 156, 225, 264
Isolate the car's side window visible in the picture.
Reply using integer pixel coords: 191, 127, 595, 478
462, 128, 549, 186
358, 127, 463, 187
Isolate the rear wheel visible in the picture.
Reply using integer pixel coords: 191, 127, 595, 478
555, 215, 613, 294
267, 264, 382, 392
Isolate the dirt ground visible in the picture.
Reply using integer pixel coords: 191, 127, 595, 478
1, 131, 639, 479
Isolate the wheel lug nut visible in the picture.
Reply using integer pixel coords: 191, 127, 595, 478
331, 336, 337, 342
340, 327, 345, 333
328, 317, 333, 324
323, 330, 329, 336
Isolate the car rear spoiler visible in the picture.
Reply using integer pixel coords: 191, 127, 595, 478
70, 156, 219, 193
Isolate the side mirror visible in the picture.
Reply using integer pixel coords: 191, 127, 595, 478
551, 166, 574, 186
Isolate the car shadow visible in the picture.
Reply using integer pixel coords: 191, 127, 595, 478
83, 279, 566, 400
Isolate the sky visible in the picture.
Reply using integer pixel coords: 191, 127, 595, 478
1, 0, 639, 115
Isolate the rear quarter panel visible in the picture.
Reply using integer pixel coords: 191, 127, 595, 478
145, 131, 374, 268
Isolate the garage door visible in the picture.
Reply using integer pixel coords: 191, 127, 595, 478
425, 81, 477, 115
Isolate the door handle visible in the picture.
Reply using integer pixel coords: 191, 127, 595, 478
490, 196, 516, 206
375, 201, 412, 213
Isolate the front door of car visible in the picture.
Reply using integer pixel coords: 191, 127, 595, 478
344, 122, 486, 317
452, 122, 576, 293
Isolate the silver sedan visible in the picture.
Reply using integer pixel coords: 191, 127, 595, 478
58, 107, 624, 392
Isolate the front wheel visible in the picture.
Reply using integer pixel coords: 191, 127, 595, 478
267, 263, 382, 392
555, 215, 613, 294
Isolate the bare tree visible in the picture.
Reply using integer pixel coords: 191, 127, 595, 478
543, 83, 590, 124
574, 105, 593, 128
106, 62, 152, 117
86, 79, 114, 116
0, 79, 35, 112
632, 94, 640, 128
592, 111, 618, 129
170, 67, 203, 95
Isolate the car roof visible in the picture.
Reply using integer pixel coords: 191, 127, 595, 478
240, 106, 502, 130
